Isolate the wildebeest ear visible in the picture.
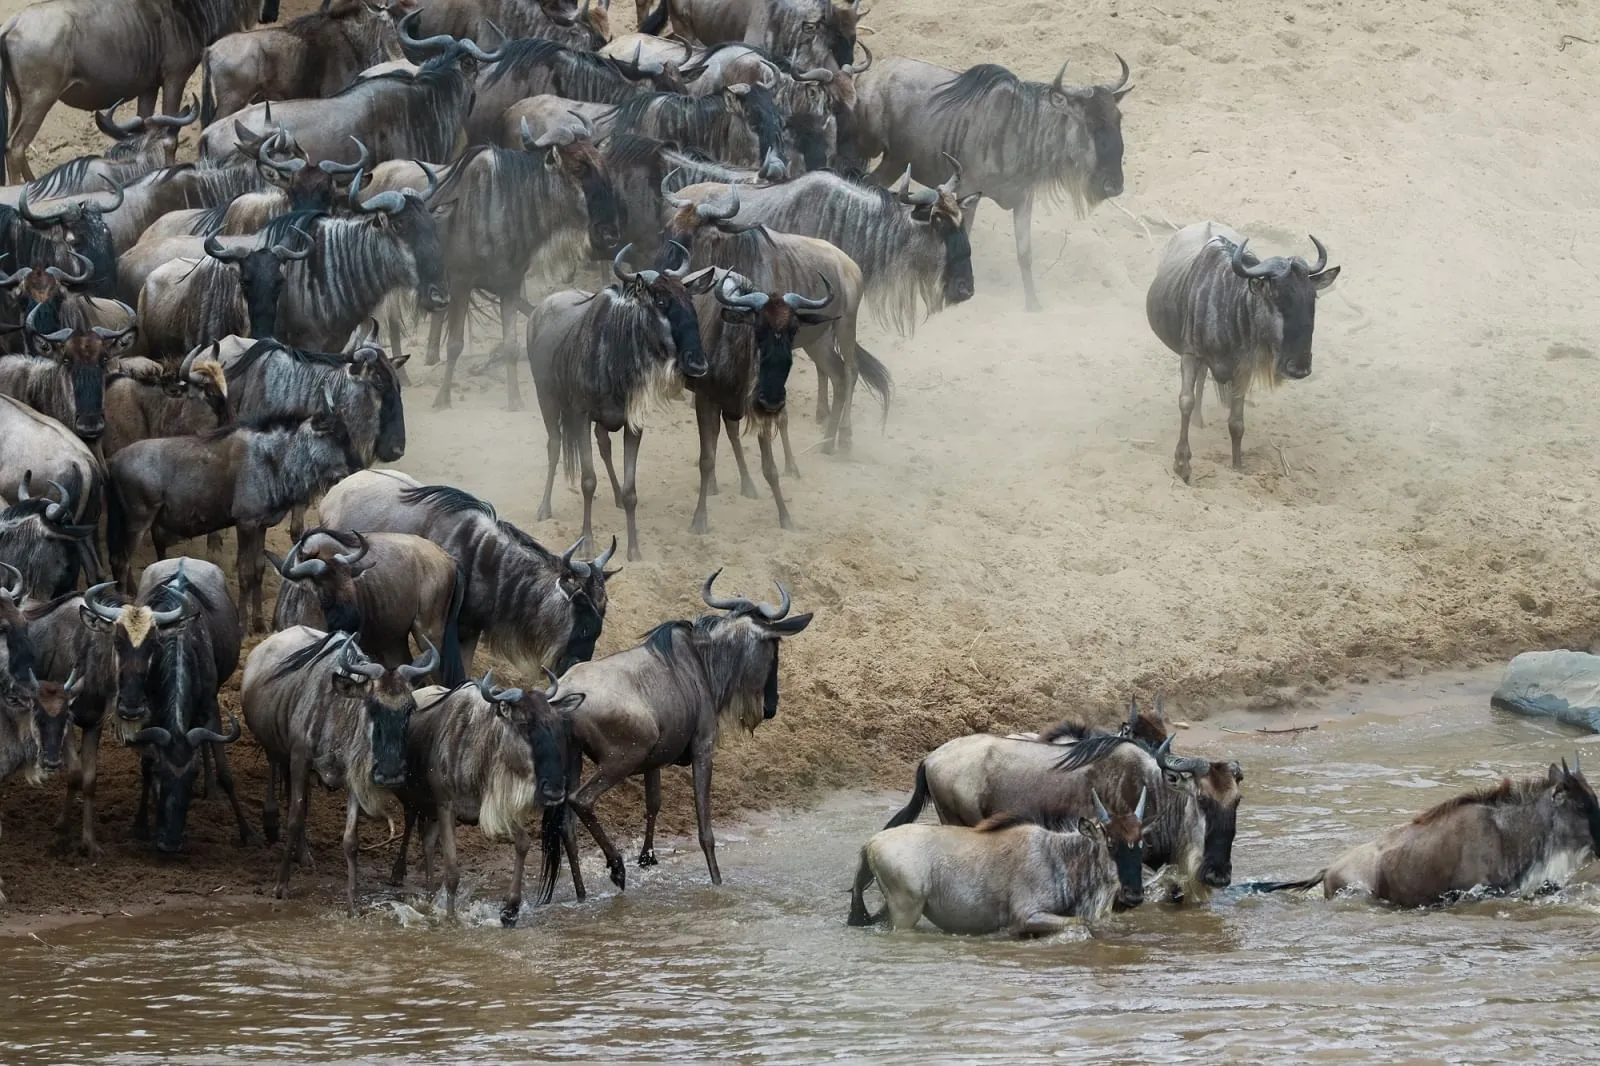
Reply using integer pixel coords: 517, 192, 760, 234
1077, 817, 1097, 838
78, 603, 111, 632
1228, 761, 1244, 783
1113, 85, 1134, 101
1309, 265, 1340, 292
682, 267, 718, 295
910, 204, 932, 222
551, 691, 586, 713
390, 352, 410, 370
602, 567, 621, 579
1548, 763, 1565, 787
766, 611, 813, 635
257, 164, 292, 190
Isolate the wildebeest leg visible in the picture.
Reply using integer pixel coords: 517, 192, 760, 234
263, 758, 281, 845
1174, 354, 1198, 484
823, 317, 859, 454
561, 811, 587, 900
341, 791, 361, 918
420, 815, 438, 893
594, 424, 625, 509
424, 308, 446, 367
132, 750, 155, 839
438, 804, 461, 917
388, 308, 409, 375
570, 769, 628, 890
289, 505, 307, 543
504, 822, 530, 927
500, 298, 523, 412
1014, 193, 1041, 312
1014, 912, 1080, 938
638, 767, 661, 866
66, 719, 103, 858
389, 805, 417, 886
237, 523, 268, 633
776, 411, 801, 479
620, 427, 644, 562
757, 431, 792, 530
433, 300, 469, 410
205, 532, 224, 561
577, 425, 600, 555
194, 743, 212, 800
4, 87, 56, 182
1192, 363, 1208, 430
691, 748, 721, 885
275, 755, 309, 898
690, 399, 719, 535
135, 89, 158, 119
211, 741, 252, 845
723, 416, 759, 498
1227, 378, 1247, 471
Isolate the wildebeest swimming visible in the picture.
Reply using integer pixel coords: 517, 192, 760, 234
1146, 221, 1341, 483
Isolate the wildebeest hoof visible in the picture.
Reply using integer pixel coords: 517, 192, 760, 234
689, 516, 709, 535
820, 439, 836, 456
236, 826, 253, 847
432, 392, 453, 411
424, 352, 440, 367
785, 463, 801, 478
273, 883, 290, 900
608, 856, 627, 889
506, 399, 524, 413
263, 816, 279, 845
1174, 458, 1192, 484
739, 482, 759, 500
637, 850, 657, 867
1024, 298, 1043, 313
626, 545, 643, 563
500, 903, 520, 927
536, 504, 553, 521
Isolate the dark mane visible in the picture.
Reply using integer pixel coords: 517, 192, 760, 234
1411, 777, 1543, 825
24, 589, 99, 620
227, 410, 311, 436
398, 483, 497, 520
1051, 733, 1137, 774
604, 132, 670, 170
1038, 718, 1097, 745
640, 619, 692, 659
482, 38, 568, 88
257, 209, 329, 248
930, 63, 1034, 112
144, 573, 218, 614
497, 520, 557, 560
224, 339, 345, 386
268, 629, 350, 682
974, 812, 1032, 834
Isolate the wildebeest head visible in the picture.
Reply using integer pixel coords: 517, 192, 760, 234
258, 134, 372, 212
328, 632, 435, 787
1091, 785, 1147, 908
1155, 740, 1243, 889
1228, 236, 1341, 380
0, 473, 96, 600
351, 171, 449, 312
170, 345, 232, 426
714, 269, 836, 415
1549, 756, 1600, 856
521, 117, 623, 257
611, 242, 718, 378
24, 301, 136, 440
395, 10, 504, 76
341, 336, 407, 461
29, 670, 84, 774
80, 579, 187, 726
479, 669, 583, 807
893, 161, 977, 305
203, 226, 314, 341
698, 569, 813, 729
305, 387, 369, 483
17, 178, 124, 297
0, 251, 92, 335
94, 98, 198, 169
722, 83, 788, 175
554, 535, 616, 672
1045, 57, 1132, 205
268, 528, 375, 636
788, 0, 862, 71
0, 562, 39, 704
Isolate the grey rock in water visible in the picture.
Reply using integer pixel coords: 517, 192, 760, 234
1491, 650, 1600, 732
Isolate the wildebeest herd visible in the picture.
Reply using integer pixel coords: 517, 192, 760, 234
0, 0, 1593, 937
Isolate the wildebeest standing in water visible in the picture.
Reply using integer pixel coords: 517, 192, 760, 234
853, 55, 1131, 311
392, 671, 584, 922
847, 809, 1140, 936
1254, 758, 1600, 907
0, 0, 279, 181
528, 243, 716, 561
1146, 221, 1340, 483
554, 571, 811, 893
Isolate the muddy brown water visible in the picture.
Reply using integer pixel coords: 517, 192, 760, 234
3, 670, 1599, 1064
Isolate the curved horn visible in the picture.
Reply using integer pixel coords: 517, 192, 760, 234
397, 634, 439, 681
701, 568, 756, 614
528, 117, 575, 150
1154, 738, 1211, 776
756, 581, 791, 621
696, 181, 741, 222
938, 152, 962, 194
317, 136, 373, 176
659, 167, 692, 210
893, 165, 937, 206
357, 189, 409, 215
396, 9, 457, 56
44, 479, 71, 522
89, 302, 137, 340
715, 272, 770, 311
204, 233, 251, 264
1230, 239, 1278, 280
44, 250, 94, 285
260, 131, 307, 174
1106, 53, 1131, 93
1050, 60, 1068, 96
269, 225, 315, 261
611, 243, 639, 284
63, 667, 84, 697
458, 35, 504, 64
845, 39, 872, 74
782, 272, 832, 311
411, 161, 440, 202
15, 470, 30, 502
185, 716, 242, 746
332, 530, 369, 566
129, 726, 173, 747
0, 561, 22, 601
592, 534, 616, 572
146, 98, 200, 130
1134, 785, 1148, 821
476, 668, 496, 701
560, 536, 591, 579
27, 303, 74, 344
1304, 234, 1328, 274
83, 581, 126, 623
278, 537, 327, 580
660, 239, 691, 278
797, 67, 833, 83
1092, 788, 1112, 824
149, 586, 194, 627
95, 99, 145, 138
541, 667, 562, 701
16, 184, 67, 225
566, 109, 597, 138
92, 176, 125, 214
0, 264, 31, 286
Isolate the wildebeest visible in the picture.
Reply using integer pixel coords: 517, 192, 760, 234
608, 83, 789, 174
196, 14, 497, 164
80, 560, 249, 853
1256, 758, 1600, 906
426, 120, 623, 411
644, 0, 863, 73
0, 0, 279, 182
0, 561, 38, 702
0, 473, 96, 599
0, 303, 137, 441
884, 732, 1212, 900
0, 395, 100, 527
136, 228, 314, 362
102, 345, 232, 458
14, 179, 128, 299
269, 527, 466, 685
8, 100, 199, 204
555, 571, 811, 892
200, 0, 406, 126
0, 254, 95, 344
0, 669, 77, 902
415, 0, 609, 51
101, 163, 266, 254
393, 671, 583, 921
848, 810, 1140, 936
685, 269, 833, 532
106, 388, 364, 631
854, 55, 1131, 311
241, 626, 435, 913
1146, 222, 1341, 483
319, 468, 617, 676
464, 36, 678, 145
529, 244, 715, 561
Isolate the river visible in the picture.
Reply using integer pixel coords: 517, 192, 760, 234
3, 669, 1598, 1064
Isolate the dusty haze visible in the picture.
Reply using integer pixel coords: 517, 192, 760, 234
1, 0, 1597, 914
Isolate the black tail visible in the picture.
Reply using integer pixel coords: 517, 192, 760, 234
558, 403, 585, 485
200, 51, 216, 129
0, 33, 12, 186
535, 804, 565, 906
847, 845, 878, 926
105, 476, 131, 585
882, 760, 929, 830
639, 0, 669, 36
439, 562, 468, 687
854, 344, 893, 430
1239, 872, 1326, 894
